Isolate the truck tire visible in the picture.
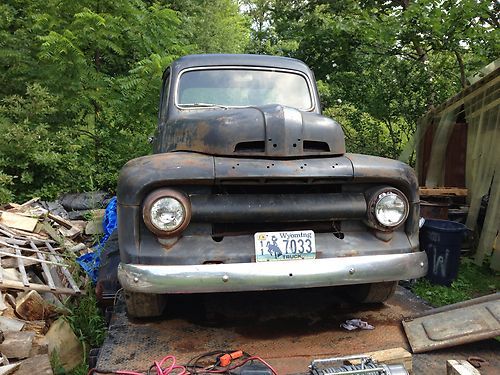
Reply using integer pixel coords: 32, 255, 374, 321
124, 292, 166, 318
348, 281, 398, 303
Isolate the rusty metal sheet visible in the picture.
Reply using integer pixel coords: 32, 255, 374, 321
403, 294, 500, 353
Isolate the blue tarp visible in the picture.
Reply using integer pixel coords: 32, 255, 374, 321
77, 197, 117, 282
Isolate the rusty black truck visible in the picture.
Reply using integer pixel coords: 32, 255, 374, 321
117, 54, 428, 317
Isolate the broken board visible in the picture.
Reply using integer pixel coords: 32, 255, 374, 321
0, 211, 38, 232
403, 293, 500, 353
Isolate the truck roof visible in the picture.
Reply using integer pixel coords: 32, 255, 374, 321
169, 53, 313, 74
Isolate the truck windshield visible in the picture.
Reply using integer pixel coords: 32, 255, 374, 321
177, 68, 313, 110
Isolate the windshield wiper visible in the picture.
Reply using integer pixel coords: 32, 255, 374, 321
178, 103, 229, 110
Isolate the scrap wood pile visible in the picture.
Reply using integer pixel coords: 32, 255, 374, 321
0, 193, 111, 374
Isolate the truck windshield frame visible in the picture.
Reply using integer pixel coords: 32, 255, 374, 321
175, 66, 315, 111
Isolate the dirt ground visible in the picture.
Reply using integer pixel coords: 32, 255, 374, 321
95, 287, 499, 374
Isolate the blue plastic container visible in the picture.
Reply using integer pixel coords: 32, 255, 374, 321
420, 219, 467, 286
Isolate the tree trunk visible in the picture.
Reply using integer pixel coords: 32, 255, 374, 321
454, 50, 467, 88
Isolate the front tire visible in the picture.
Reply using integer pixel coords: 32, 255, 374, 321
348, 281, 398, 303
124, 291, 166, 318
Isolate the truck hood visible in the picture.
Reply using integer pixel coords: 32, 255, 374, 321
159, 104, 345, 157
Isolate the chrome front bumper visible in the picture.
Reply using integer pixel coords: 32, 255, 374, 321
118, 252, 428, 294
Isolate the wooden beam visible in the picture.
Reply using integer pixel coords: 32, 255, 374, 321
447, 360, 481, 375
0, 278, 82, 295
419, 187, 468, 196
46, 242, 81, 294
362, 348, 412, 374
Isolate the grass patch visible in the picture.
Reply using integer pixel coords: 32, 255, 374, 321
66, 286, 106, 349
60, 285, 106, 374
411, 257, 499, 307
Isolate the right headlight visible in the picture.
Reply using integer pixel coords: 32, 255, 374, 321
143, 189, 191, 236
367, 187, 409, 230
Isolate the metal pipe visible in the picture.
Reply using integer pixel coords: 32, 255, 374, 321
190, 193, 366, 222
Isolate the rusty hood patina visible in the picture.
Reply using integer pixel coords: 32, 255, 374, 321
156, 104, 346, 157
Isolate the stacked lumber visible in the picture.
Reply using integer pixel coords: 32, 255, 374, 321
0, 197, 99, 374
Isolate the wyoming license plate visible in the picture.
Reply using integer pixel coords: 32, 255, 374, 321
254, 230, 316, 262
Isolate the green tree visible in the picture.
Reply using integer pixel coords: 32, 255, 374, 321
165, 0, 250, 53
0, 0, 186, 201
244, 0, 499, 159
0, 84, 88, 199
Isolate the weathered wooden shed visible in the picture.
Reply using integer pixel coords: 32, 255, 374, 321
416, 59, 499, 270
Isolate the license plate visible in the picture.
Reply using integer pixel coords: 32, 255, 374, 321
254, 230, 316, 262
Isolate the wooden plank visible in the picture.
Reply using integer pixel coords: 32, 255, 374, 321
419, 187, 468, 196
0, 236, 28, 245
0, 331, 35, 359
0, 223, 49, 241
362, 347, 412, 374
0, 278, 81, 295
41, 221, 65, 243
0, 227, 14, 238
46, 242, 81, 293
446, 360, 481, 375
0, 363, 21, 375
19, 197, 40, 208
31, 242, 56, 290
0, 211, 38, 232
0, 239, 66, 258
0, 250, 65, 267
16, 249, 30, 287
2, 255, 39, 268
47, 212, 73, 229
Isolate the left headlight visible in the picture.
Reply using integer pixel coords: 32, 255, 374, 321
366, 187, 409, 230
143, 189, 191, 236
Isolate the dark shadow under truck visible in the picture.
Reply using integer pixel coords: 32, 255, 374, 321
116, 54, 427, 317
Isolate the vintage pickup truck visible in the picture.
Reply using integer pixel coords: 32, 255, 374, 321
117, 54, 428, 317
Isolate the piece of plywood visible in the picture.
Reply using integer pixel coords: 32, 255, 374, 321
403, 295, 500, 353
0, 211, 38, 232
446, 360, 481, 375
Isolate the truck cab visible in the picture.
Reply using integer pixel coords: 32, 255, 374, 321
117, 54, 427, 317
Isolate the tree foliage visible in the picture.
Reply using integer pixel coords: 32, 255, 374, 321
0, 0, 498, 203
0, 0, 246, 202
243, 0, 498, 157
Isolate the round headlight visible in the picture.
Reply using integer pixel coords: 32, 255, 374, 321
143, 189, 191, 236
374, 191, 408, 228
150, 197, 185, 231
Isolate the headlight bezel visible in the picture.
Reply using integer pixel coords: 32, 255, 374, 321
142, 189, 191, 237
366, 187, 409, 231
